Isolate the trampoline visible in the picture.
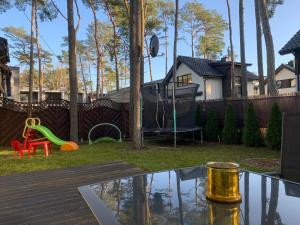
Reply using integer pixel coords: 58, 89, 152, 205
141, 82, 203, 142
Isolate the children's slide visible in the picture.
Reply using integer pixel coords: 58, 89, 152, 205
26, 118, 79, 151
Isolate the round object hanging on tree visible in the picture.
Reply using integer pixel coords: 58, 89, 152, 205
150, 34, 159, 58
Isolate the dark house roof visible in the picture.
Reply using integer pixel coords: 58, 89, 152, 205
275, 64, 295, 74
164, 55, 257, 83
279, 29, 300, 55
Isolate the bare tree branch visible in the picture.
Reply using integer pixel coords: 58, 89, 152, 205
50, 0, 67, 20
123, 0, 129, 19
74, 0, 81, 33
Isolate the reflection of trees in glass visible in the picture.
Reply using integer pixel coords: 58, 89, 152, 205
132, 175, 148, 225
176, 171, 184, 225
245, 172, 250, 225
261, 176, 267, 225
266, 179, 280, 225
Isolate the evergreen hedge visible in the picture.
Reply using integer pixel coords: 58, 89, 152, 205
243, 103, 262, 147
222, 104, 239, 144
266, 102, 282, 150
205, 108, 221, 142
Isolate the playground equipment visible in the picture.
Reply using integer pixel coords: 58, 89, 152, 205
88, 123, 122, 145
24, 118, 79, 151
141, 82, 201, 142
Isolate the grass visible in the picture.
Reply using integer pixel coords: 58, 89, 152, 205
0, 141, 280, 176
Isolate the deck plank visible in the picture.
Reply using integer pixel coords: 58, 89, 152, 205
0, 161, 143, 225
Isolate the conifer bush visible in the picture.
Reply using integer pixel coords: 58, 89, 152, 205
205, 108, 221, 142
243, 103, 262, 147
266, 102, 282, 150
222, 104, 239, 144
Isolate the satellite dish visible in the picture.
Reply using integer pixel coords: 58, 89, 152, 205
150, 34, 159, 58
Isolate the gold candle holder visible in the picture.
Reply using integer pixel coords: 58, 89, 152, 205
206, 162, 242, 203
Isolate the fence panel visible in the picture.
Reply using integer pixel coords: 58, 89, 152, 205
0, 98, 128, 146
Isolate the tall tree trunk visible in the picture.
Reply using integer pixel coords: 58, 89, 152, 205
130, 0, 142, 150
191, 32, 194, 58
164, 23, 168, 76
28, 0, 36, 117
239, 0, 247, 97
67, 0, 78, 142
88, 0, 101, 98
172, 0, 179, 148
226, 0, 235, 97
88, 64, 93, 98
140, 0, 145, 85
112, 21, 119, 90
145, 38, 153, 82
34, 2, 43, 102
100, 55, 104, 96
258, 0, 278, 96
79, 55, 88, 101
255, 0, 265, 95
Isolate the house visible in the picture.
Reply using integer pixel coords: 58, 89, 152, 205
279, 29, 300, 92
163, 55, 259, 101
106, 79, 163, 103
265, 61, 296, 94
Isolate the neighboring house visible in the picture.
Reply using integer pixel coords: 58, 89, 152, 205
265, 62, 296, 94
163, 56, 259, 101
106, 79, 163, 103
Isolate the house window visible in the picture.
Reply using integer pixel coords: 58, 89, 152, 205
276, 80, 282, 89
20, 91, 38, 102
235, 77, 241, 97
276, 79, 296, 89
254, 87, 259, 95
176, 74, 192, 87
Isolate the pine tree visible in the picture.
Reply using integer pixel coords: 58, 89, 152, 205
266, 102, 282, 150
205, 108, 221, 142
222, 104, 239, 144
243, 103, 262, 146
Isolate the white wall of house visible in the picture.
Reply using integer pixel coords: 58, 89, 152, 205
247, 80, 259, 96
170, 63, 223, 101
265, 67, 296, 94
205, 78, 223, 100
10, 67, 20, 101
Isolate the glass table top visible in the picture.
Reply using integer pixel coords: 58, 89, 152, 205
79, 166, 300, 225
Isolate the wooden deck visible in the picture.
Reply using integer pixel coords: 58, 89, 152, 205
0, 161, 143, 225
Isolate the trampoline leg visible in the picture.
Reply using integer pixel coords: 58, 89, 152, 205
192, 130, 195, 142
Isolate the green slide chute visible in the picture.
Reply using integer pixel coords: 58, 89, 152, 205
30, 125, 67, 146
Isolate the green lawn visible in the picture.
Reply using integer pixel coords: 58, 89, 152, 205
0, 142, 280, 176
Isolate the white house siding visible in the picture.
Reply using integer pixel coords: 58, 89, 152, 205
265, 67, 296, 94
10, 67, 20, 101
247, 81, 259, 96
170, 63, 223, 101
205, 78, 223, 100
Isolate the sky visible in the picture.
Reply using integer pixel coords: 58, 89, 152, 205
0, 0, 299, 86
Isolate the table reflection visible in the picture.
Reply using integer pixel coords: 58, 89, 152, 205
87, 167, 300, 225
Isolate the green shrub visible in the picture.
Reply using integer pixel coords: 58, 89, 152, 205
205, 108, 221, 142
222, 104, 239, 144
266, 102, 282, 150
243, 103, 262, 147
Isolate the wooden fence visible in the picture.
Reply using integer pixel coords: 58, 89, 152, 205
2, 94, 300, 146
198, 94, 300, 128
0, 98, 129, 146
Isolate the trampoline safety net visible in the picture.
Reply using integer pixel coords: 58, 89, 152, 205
141, 83, 199, 133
